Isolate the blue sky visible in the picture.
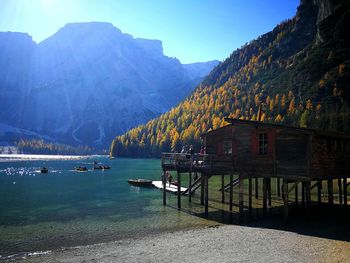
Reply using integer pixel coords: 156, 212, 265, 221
0, 0, 299, 63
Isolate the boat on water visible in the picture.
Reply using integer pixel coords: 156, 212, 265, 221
92, 160, 111, 170
75, 166, 88, 172
127, 179, 153, 187
93, 165, 111, 170
40, 167, 48, 173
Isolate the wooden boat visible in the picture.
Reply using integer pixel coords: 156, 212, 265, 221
127, 179, 153, 187
93, 165, 111, 170
75, 166, 88, 172
40, 167, 48, 173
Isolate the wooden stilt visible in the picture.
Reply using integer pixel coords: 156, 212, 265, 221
317, 180, 322, 204
268, 178, 272, 207
263, 178, 267, 216
200, 175, 204, 205
177, 171, 181, 209
328, 179, 334, 204
295, 182, 298, 207
301, 182, 305, 208
188, 172, 192, 203
162, 171, 166, 205
239, 175, 244, 223
229, 172, 233, 212
277, 177, 281, 197
248, 177, 252, 215
344, 177, 348, 205
221, 174, 225, 204
338, 178, 343, 204
255, 178, 258, 199
283, 181, 289, 221
306, 181, 311, 214
204, 175, 209, 215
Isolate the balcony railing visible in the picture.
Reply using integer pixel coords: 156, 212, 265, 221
161, 153, 233, 173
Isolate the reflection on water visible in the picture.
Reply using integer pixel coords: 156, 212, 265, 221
0, 156, 217, 259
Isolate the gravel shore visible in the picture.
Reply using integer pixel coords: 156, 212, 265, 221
18, 224, 350, 263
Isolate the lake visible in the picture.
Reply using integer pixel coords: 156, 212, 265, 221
0, 155, 217, 259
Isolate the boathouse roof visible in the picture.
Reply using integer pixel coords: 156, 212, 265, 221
202, 118, 350, 140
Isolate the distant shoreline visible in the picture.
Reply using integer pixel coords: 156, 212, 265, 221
0, 154, 107, 161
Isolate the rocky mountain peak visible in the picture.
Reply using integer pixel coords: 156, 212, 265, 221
56, 22, 120, 35
135, 38, 164, 57
0, 32, 36, 48
0, 23, 219, 148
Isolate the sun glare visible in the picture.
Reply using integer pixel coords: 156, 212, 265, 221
40, 0, 55, 8
41, 0, 55, 6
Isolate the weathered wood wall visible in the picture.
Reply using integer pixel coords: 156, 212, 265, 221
205, 121, 350, 181
311, 135, 350, 179
275, 130, 308, 179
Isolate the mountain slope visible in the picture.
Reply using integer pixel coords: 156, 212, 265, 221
111, 0, 350, 157
0, 22, 219, 148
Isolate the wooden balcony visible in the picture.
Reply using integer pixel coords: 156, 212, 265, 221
161, 153, 233, 174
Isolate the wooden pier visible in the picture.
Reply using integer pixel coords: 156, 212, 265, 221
152, 181, 188, 194
161, 119, 350, 222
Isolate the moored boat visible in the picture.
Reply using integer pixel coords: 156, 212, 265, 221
93, 165, 111, 170
127, 179, 153, 187
40, 167, 48, 173
75, 166, 88, 172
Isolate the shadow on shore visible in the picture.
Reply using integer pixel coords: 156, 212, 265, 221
178, 202, 350, 242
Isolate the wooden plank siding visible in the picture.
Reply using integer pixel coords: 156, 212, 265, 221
275, 131, 308, 179
311, 135, 350, 179
201, 119, 350, 181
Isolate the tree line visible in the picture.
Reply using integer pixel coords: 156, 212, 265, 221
16, 139, 94, 155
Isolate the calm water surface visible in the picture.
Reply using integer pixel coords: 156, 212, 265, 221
0, 156, 216, 259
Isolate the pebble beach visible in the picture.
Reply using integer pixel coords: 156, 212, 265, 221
17, 224, 350, 263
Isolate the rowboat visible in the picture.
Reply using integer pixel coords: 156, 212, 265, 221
127, 179, 153, 187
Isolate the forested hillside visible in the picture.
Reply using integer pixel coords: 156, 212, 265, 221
111, 0, 350, 157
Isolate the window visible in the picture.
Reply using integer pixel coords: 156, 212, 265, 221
259, 133, 268, 155
223, 141, 232, 155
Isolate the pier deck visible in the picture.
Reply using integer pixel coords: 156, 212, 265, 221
152, 181, 187, 194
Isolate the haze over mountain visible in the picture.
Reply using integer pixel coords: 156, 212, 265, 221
0, 22, 219, 148
111, 0, 350, 157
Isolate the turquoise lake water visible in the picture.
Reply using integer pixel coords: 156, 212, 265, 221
0, 156, 217, 259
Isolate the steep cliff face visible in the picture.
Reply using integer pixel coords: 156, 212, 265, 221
313, 0, 335, 23
0, 33, 35, 88
306, 0, 350, 44
0, 23, 219, 148
0, 33, 36, 126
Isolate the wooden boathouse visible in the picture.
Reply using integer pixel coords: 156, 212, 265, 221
161, 118, 350, 221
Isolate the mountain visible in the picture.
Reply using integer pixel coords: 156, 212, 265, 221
111, 0, 350, 157
0, 22, 219, 148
